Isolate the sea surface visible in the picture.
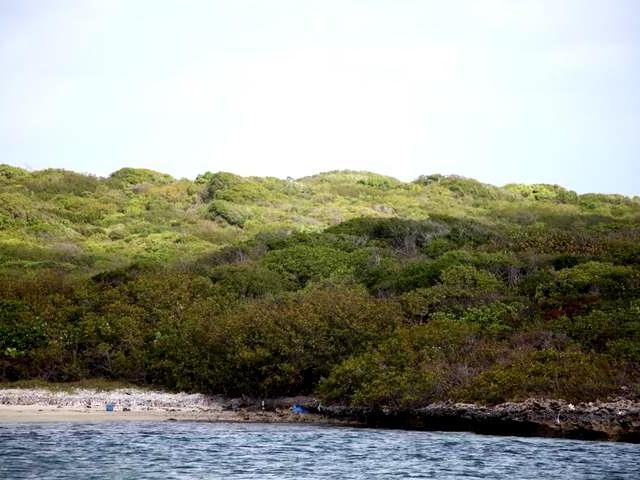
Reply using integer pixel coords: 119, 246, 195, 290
0, 421, 638, 479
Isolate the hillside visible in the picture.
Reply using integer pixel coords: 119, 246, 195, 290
1, 165, 640, 407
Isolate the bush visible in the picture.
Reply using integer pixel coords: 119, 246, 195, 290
25, 169, 101, 195
554, 303, 640, 358
504, 183, 578, 203
109, 168, 174, 186
197, 171, 244, 200
0, 164, 30, 182
535, 261, 640, 312
208, 200, 249, 227
459, 301, 527, 336
178, 285, 404, 396
461, 349, 621, 403
1, 166, 639, 404
399, 266, 504, 321
317, 319, 482, 407
261, 244, 354, 286
208, 262, 295, 298
327, 217, 449, 255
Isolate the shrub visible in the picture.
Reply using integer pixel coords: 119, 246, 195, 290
261, 244, 354, 286
189, 285, 404, 396
25, 169, 101, 195
328, 217, 448, 255
504, 183, 578, 203
535, 261, 640, 311
554, 303, 640, 358
399, 266, 504, 321
208, 262, 295, 298
317, 319, 482, 407
109, 168, 174, 186
0, 164, 30, 181
462, 349, 621, 403
208, 200, 249, 227
197, 171, 244, 200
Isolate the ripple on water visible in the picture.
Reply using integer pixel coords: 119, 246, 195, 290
0, 422, 638, 479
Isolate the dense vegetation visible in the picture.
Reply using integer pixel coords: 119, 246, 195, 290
2, 165, 640, 406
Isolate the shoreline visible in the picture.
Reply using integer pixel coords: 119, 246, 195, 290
2, 387, 639, 442
322, 399, 640, 443
0, 387, 353, 426
0, 405, 349, 425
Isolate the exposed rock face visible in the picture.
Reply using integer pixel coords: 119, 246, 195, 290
320, 399, 640, 443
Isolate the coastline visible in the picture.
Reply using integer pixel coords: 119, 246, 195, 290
0, 405, 348, 425
2, 387, 639, 442
322, 399, 640, 443
0, 387, 352, 426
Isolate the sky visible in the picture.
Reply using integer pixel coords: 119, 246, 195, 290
0, 0, 638, 195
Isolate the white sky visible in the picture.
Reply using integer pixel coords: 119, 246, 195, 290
1, 0, 639, 194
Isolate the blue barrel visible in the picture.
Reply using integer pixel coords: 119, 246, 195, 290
292, 404, 309, 414
106, 403, 114, 412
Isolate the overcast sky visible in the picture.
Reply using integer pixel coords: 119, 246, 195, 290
1, 0, 638, 194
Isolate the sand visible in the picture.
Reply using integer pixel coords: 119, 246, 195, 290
0, 388, 346, 425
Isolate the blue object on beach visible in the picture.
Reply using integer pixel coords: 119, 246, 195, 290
292, 404, 309, 414
106, 403, 114, 412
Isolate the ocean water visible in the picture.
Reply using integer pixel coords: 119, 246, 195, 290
0, 422, 638, 479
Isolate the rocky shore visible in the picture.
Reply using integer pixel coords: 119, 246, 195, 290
318, 399, 640, 443
2, 388, 639, 442
139, 394, 640, 443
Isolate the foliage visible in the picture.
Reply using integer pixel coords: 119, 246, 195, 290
208, 262, 294, 299
208, 199, 249, 227
261, 244, 354, 286
0, 165, 639, 405
108, 168, 175, 186
504, 183, 578, 203
461, 349, 622, 403
317, 319, 483, 407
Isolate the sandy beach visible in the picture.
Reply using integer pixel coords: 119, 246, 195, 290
0, 404, 203, 422
0, 387, 344, 425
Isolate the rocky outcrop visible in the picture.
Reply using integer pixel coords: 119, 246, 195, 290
320, 399, 640, 442
221, 395, 318, 412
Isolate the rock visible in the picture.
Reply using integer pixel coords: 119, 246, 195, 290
320, 399, 640, 443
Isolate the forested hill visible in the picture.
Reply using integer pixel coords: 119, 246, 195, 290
1, 164, 640, 405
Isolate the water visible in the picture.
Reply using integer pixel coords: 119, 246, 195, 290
0, 422, 638, 479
